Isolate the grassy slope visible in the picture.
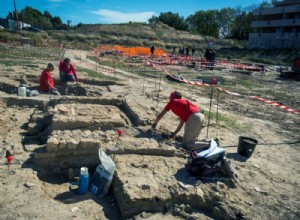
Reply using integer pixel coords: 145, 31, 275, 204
0, 22, 297, 65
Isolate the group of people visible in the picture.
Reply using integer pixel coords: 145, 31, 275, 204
40, 56, 206, 150
39, 58, 79, 95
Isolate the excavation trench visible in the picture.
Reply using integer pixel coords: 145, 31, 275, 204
2, 95, 239, 220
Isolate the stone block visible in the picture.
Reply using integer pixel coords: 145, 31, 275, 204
59, 139, 67, 151
46, 137, 59, 152
78, 139, 100, 151
66, 138, 79, 150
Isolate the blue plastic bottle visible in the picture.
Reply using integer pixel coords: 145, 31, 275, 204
78, 167, 89, 194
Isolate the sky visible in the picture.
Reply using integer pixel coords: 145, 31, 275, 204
1, 0, 266, 25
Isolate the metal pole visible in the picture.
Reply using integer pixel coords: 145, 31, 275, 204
155, 69, 157, 91
156, 70, 163, 107
215, 82, 220, 138
142, 64, 145, 94
206, 78, 216, 140
13, 0, 20, 31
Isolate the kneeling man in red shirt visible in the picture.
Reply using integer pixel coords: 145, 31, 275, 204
152, 91, 205, 150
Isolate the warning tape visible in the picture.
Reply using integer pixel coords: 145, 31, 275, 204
153, 63, 299, 115
61, 50, 299, 115
249, 96, 300, 114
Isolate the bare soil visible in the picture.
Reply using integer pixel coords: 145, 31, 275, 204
0, 47, 299, 220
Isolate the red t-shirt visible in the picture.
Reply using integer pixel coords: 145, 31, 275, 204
164, 99, 200, 122
59, 60, 78, 81
39, 69, 54, 92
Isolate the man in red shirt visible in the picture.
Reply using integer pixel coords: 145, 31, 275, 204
39, 63, 60, 95
152, 91, 205, 150
59, 58, 79, 84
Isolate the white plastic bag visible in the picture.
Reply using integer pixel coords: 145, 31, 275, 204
89, 149, 115, 197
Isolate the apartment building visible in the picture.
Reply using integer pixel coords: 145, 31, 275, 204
248, 0, 300, 49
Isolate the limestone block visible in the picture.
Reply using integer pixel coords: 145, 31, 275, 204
47, 137, 59, 152
79, 139, 100, 151
82, 130, 92, 138
56, 104, 69, 115
59, 139, 67, 151
70, 107, 76, 116
66, 138, 79, 150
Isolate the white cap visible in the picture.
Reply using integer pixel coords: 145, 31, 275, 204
80, 167, 88, 175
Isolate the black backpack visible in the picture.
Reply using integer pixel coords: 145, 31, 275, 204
186, 139, 225, 177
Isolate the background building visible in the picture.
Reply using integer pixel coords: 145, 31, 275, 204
0, 18, 31, 31
248, 0, 300, 49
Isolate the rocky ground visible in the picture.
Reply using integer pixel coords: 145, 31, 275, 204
0, 47, 299, 220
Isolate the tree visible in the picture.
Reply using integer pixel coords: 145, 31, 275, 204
186, 10, 219, 38
8, 6, 67, 30
51, 16, 64, 29
148, 15, 159, 24
158, 12, 188, 31
43, 11, 53, 20
230, 11, 255, 40
217, 8, 236, 39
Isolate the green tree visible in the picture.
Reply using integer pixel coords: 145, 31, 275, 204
43, 11, 53, 20
186, 10, 219, 38
51, 16, 64, 29
10, 6, 67, 30
158, 12, 188, 31
148, 15, 159, 24
230, 11, 255, 40
217, 8, 236, 39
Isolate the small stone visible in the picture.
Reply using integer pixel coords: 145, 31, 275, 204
24, 182, 36, 188
141, 212, 147, 218
141, 184, 150, 190
104, 138, 111, 143
217, 181, 226, 189
178, 181, 191, 190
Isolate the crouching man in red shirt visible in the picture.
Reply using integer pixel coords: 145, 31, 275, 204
39, 63, 61, 95
59, 58, 79, 85
152, 91, 205, 150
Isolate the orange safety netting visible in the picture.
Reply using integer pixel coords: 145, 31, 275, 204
93, 45, 166, 56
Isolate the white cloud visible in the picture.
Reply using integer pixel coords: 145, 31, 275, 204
92, 9, 156, 23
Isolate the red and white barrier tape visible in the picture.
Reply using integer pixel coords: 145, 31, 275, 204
152, 63, 299, 115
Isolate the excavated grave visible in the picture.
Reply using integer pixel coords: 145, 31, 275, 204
51, 103, 127, 130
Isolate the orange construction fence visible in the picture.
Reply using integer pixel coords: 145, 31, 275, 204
94, 45, 166, 56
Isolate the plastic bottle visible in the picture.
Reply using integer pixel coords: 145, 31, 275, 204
78, 167, 89, 194
18, 86, 27, 97
18, 73, 26, 97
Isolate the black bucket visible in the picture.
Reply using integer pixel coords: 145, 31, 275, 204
237, 136, 258, 157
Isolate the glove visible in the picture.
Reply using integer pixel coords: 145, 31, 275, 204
161, 133, 176, 139
170, 132, 176, 139
151, 123, 157, 130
